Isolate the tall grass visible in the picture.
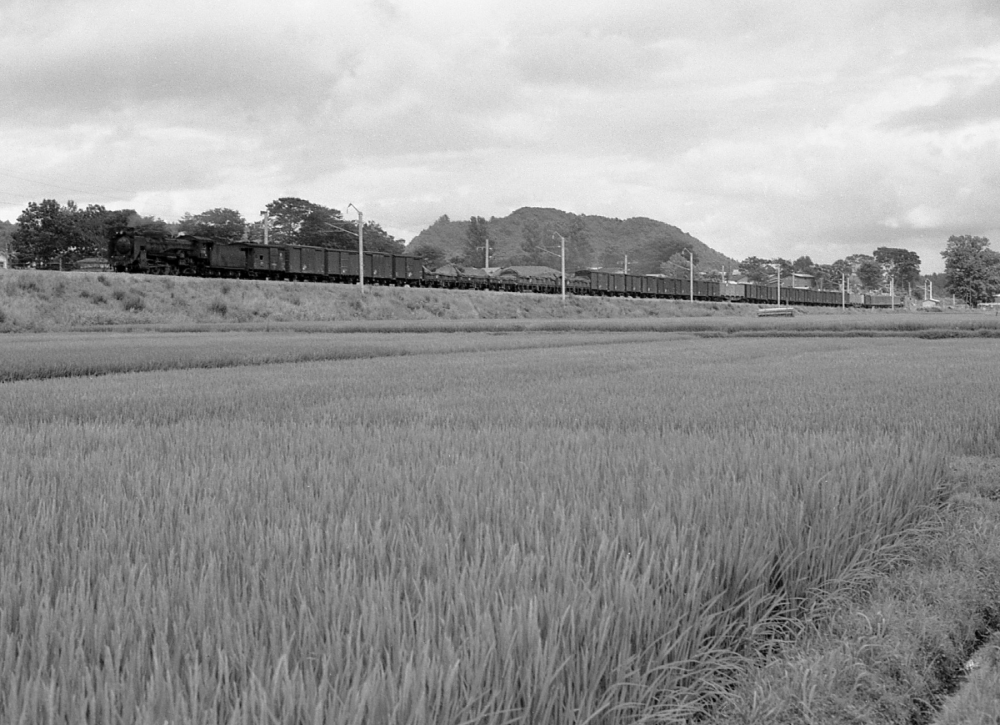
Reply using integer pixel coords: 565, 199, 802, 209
1, 337, 998, 723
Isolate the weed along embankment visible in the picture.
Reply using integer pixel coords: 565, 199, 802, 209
4, 266, 1000, 336
0, 267, 764, 331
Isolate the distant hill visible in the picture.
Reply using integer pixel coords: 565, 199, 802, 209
407, 208, 737, 276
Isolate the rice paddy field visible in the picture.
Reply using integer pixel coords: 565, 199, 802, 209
2, 331, 1000, 723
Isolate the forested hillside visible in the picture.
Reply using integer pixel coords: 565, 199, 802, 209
408, 208, 737, 276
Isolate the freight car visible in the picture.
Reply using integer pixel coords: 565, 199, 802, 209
110, 229, 422, 286
108, 228, 897, 309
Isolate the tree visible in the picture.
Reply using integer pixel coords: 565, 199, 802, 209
832, 253, 881, 291
12, 200, 71, 267
771, 257, 793, 273
261, 197, 327, 245
662, 250, 700, 278
463, 216, 489, 267
513, 215, 591, 271
856, 258, 884, 291
360, 220, 405, 255
629, 236, 687, 275
812, 263, 837, 290
254, 197, 384, 251
599, 244, 626, 270
941, 235, 1000, 307
410, 243, 446, 269
873, 247, 921, 291
563, 214, 593, 272
737, 256, 773, 283
829, 259, 852, 281
792, 256, 815, 274
11, 199, 115, 268
298, 207, 356, 249
179, 208, 246, 241
844, 253, 874, 269
517, 218, 548, 266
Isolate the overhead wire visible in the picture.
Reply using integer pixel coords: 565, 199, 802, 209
0, 168, 135, 200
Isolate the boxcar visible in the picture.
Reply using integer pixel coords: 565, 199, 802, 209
392, 255, 423, 283
721, 282, 745, 300
624, 274, 643, 295
693, 280, 719, 299
209, 242, 247, 272
369, 253, 394, 280
246, 244, 286, 276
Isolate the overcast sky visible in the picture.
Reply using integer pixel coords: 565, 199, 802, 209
2, 1, 999, 272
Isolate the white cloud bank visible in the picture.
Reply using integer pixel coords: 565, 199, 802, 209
2, 0, 999, 271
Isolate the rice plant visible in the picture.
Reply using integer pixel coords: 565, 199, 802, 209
1, 336, 998, 723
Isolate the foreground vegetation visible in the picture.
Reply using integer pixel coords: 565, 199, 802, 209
3, 335, 1000, 722
708, 454, 1000, 724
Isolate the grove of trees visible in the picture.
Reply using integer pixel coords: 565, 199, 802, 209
736, 248, 924, 295
251, 198, 404, 254
11, 201, 146, 269
941, 235, 1000, 307
6, 197, 404, 269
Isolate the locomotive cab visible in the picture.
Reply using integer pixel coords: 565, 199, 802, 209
109, 232, 143, 272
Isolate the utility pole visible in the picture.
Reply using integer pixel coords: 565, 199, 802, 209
682, 249, 694, 301
348, 203, 363, 293
484, 237, 489, 271
841, 272, 846, 309
775, 262, 781, 306
260, 210, 270, 245
552, 233, 567, 301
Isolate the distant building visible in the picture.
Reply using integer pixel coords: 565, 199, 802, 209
780, 273, 816, 289
0, 251, 7, 269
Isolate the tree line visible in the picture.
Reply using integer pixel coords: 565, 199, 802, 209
735, 248, 921, 295
6, 199, 999, 306
415, 216, 1000, 307
5, 197, 405, 269
738, 238, 1000, 306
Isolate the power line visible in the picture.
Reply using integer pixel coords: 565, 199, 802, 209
0, 168, 134, 199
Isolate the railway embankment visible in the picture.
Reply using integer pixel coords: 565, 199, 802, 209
0, 267, 895, 333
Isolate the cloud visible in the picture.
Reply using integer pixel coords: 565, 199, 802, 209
2, 0, 1000, 273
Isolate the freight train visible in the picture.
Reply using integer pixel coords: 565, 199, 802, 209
108, 228, 898, 309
